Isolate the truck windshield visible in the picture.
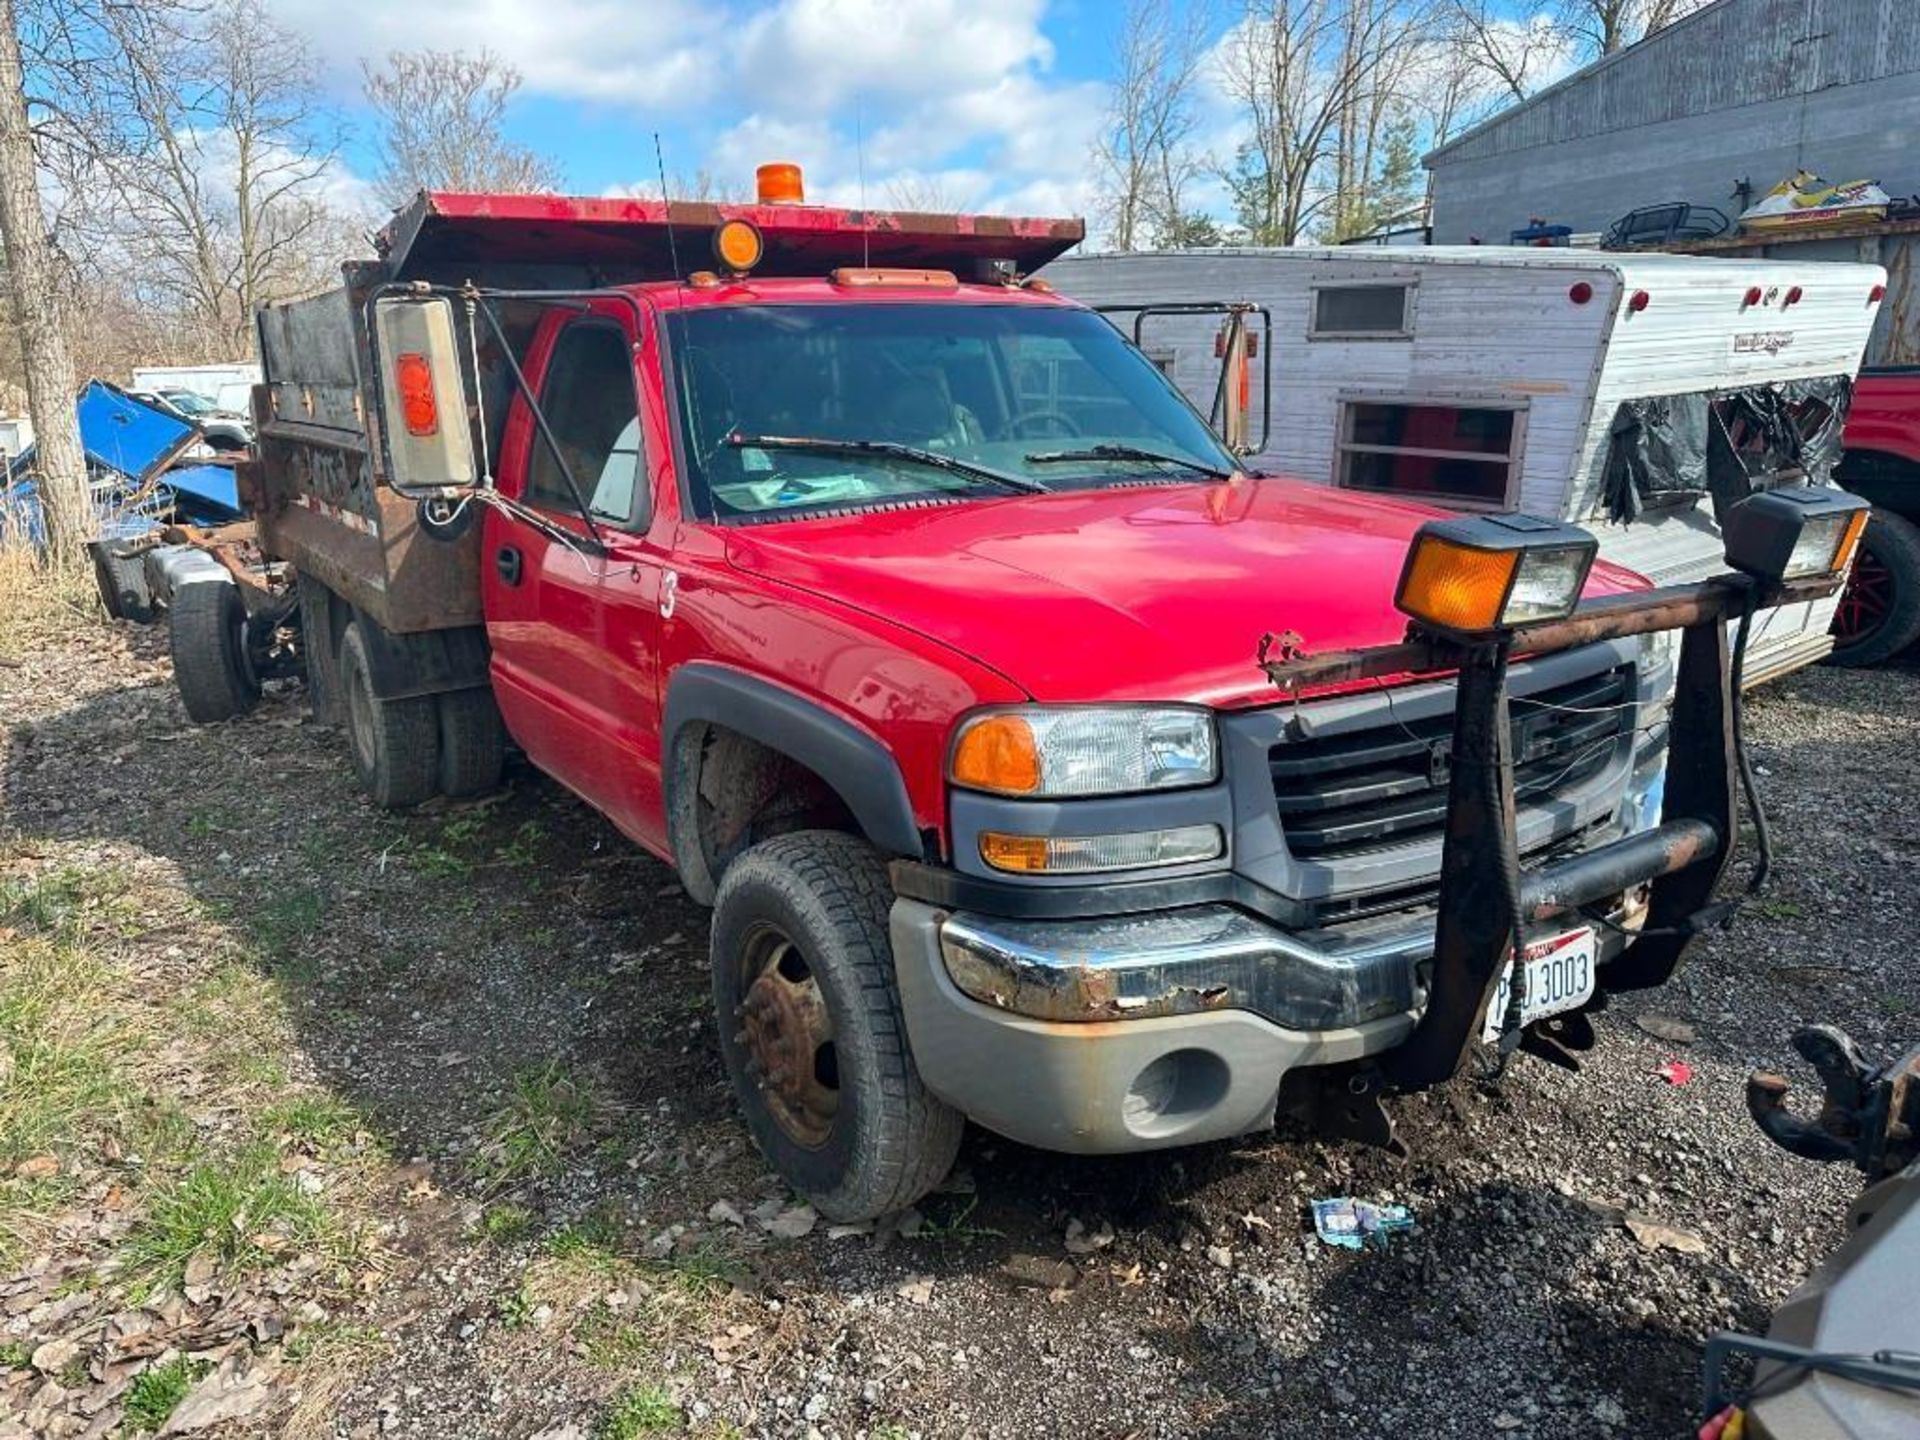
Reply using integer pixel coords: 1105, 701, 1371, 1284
665, 303, 1241, 519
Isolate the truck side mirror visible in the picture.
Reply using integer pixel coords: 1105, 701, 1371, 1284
373, 295, 477, 493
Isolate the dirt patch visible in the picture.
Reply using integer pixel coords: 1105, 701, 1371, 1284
3, 597, 1916, 1438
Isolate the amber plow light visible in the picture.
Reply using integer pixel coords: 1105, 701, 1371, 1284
756, 162, 805, 205
711, 218, 763, 275
395, 352, 439, 437
1395, 513, 1599, 637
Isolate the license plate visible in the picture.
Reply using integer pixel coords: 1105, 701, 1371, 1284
1481, 927, 1597, 1041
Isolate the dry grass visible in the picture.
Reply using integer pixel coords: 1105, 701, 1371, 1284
0, 540, 100, 661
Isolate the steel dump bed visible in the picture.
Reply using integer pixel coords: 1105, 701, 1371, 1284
243, 192, 1086, 634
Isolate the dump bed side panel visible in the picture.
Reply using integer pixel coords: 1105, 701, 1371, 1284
247, 270, 483, 633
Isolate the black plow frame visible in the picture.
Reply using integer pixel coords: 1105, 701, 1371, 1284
1261, 570, 1846, 1096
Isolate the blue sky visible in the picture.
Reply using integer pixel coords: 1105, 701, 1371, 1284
268, 0, 1158, 219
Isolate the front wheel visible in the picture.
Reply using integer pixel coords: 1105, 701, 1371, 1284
710, 831, 962, 1221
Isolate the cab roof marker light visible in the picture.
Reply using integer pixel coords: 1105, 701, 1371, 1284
829, 267, 959, 290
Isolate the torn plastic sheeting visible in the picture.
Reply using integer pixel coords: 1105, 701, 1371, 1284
1604, 392, 1710, 525
1602, 376, 1854, 526
1311, 1197, 1416, 1250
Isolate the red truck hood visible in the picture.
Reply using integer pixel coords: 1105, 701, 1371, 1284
723, 478, 1648, 708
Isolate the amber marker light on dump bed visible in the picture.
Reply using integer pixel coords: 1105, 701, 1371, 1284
712, 218, 763, 275
1395, 512, 1599, 637
395, 352, 438, 437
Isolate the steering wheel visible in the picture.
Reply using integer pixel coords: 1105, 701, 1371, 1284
1001, 408, 1083, 440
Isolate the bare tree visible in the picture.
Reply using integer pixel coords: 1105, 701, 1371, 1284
1557, 0, 1711, 55
362, 50, 563, 209
1095, 0, 1211, 250
0, 0, 86, 555
884, 172, 963, 213
54, 0, 351, 355
1444, 0, 1564, 104
1220, 0, 1432, 245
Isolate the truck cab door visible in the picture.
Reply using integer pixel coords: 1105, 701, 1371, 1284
482, 306, 670, 850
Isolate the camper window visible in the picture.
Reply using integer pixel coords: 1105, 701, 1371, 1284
1336, 400, 1521, 506
1310, 284, 1413, 338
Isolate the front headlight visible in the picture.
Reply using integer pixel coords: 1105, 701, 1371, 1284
949, 706, 1217, 798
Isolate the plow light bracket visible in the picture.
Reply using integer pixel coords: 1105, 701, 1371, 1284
1394, 512, 1599, 639
1721, 484, 1870, 584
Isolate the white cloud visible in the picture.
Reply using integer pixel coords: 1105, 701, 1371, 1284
265, 0, 727, 106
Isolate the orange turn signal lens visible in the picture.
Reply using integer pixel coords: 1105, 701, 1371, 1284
712, 218, 763, 274
950, 713, 1041, 795
979, 833, 1051, 873
756, 162, 805, 205
395, 352, 438, 437
1833, 508, 1870, 573
1397, 536, 1519, 634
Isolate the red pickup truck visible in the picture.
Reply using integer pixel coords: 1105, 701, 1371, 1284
137, 178, 1819, 1221
1833, 368, 1920, 664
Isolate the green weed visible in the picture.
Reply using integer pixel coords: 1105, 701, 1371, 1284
599, 1383, 680, 1437
478, 1201, 535, 1242
123, 1357, 208, 1432
0, 1340, 30, 1369
474, 1064, 599, 1189
121, 1146, 335, 1296
259, 1092, 362, 1150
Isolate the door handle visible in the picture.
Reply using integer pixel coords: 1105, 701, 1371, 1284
495, 546, 523, 586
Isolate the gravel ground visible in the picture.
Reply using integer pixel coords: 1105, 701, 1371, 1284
2, 616, 1916, 1440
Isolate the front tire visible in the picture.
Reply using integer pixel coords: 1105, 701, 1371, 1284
711, 832, 962, 1221
1829, 508, 1920, 667
338, 621, 440, 809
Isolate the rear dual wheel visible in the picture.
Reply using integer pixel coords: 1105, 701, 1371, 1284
711, 832, 962, 1222
336, 624, 506, 808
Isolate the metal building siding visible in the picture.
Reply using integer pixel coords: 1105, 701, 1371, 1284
1426, 0, 1920, 245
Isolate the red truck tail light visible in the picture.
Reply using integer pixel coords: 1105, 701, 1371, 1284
395, 352, 438, 437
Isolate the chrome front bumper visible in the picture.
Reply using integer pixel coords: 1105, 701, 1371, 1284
938, 904, 1421, 1030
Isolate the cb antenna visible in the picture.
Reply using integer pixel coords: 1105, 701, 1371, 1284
653, 131, 683, 282
856, 99, 870, 269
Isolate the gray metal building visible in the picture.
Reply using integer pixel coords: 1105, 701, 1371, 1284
1424, 0, 1920, 245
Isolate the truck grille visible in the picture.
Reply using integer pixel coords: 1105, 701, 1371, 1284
1270, 666, 1634, 862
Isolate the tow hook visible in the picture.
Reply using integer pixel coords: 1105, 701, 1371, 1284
1747, 1025, 1920, 1181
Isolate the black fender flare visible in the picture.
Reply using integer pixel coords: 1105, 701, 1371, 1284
664, 663, 924, 903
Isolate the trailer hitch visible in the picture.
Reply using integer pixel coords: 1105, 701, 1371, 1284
1748, 1028, 1920, 1180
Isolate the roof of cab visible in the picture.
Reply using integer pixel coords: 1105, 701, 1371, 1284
375, 191, 1086, 283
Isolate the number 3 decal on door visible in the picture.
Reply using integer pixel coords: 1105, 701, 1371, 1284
660, 569, 679, 620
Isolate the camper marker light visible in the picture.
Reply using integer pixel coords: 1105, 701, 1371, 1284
1567, 282, 1592, 305
395, 352, 438, 437
712, 218, 763, 275
1870, 283, 1887, 303
1628, 289, 1651, 313
1395, 513, 1599, 636
1783, 285, 1804, 307
1721, 486, 1871, 583
1743, 286, 1763, 308
950, 708, 1216, 798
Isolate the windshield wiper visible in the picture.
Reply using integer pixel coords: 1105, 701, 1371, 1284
727, 432, 1050, 495
1024, 443, 1237, 481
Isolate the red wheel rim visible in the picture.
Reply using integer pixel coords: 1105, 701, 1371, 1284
1832, 548, 1893, 645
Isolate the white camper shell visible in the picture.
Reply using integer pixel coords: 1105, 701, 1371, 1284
1047, 247, 1886, 683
